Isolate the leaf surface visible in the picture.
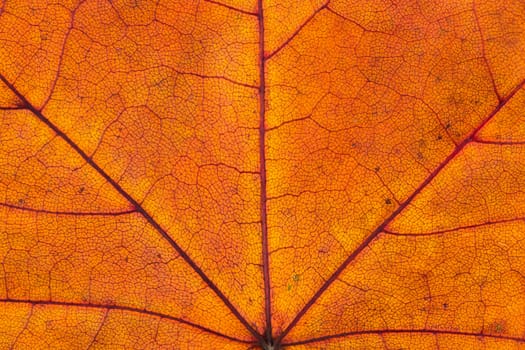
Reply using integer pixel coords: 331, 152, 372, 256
0, 0, 525, 349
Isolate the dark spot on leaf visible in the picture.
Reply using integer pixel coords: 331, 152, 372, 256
437, 134, 442, 140
374, 166, 380, 172
443, 303, 448, 309
492, 321, 506, 334
78, 186, 85, 193
385, 198, 392, 205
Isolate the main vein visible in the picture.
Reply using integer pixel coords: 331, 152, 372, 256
257, 0, 273, 345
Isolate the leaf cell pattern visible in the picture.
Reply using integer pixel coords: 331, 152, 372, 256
0, 0, 525, 349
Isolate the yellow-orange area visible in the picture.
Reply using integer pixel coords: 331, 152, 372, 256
1, 0, 525, 348
478, 88, 525, 142
288, 333, 524, 350
286, 222, 525, 343
265, 0, 503, 332
0, 303, 248, 349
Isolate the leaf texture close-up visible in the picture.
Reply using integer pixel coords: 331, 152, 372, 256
1, 0, 525, 349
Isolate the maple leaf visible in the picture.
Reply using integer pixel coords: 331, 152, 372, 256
1, 0, 525, 349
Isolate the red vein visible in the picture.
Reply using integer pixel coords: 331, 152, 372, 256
0, 298, 252, 344
473, 138, 525, 145
265, 114, 312, 132
0, 202, 137, 216
40, 1, 82, 110
282, 329, 525, 347
174, 70, 258, 89
108, 66, 258, 89
257, 0, 273, 345
326, 6, 374, 33
11, 304, 34, 349
275, 78, 525, 345
473, 1, 501, 101
265, 2, 330, 60
86, 309, 109, 349
204, 0, 258, 16
0, 106, 26, 110
0, 73, 263, 344
384, 216, 525, 236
